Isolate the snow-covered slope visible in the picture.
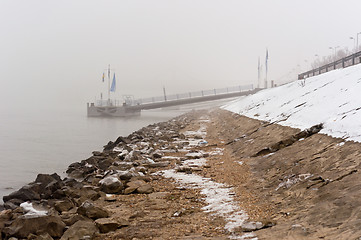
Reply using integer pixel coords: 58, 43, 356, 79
222, 64, 361, 142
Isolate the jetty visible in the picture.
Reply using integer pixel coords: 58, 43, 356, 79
87, 84, 260, 117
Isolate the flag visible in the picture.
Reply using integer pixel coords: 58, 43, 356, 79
108, 67, 110, 79
265, 48, 269, 76
102, 72, 105, 82
110, 73, 116, 92
258, 57, 261, 85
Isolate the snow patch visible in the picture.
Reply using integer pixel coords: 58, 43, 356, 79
223, 64, 361, 142
20, 202, 48, 216
275, 173, 313, 191
162, 170, 251, 237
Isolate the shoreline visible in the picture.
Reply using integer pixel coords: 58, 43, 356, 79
1, 108, 361, 239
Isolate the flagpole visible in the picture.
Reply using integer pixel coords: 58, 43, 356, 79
257, 57, 260, 88
108, 64, 110, 103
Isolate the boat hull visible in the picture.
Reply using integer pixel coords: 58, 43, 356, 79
87, 103, 141, 117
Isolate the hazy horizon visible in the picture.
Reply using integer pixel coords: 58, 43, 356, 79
1, 0, 360, 112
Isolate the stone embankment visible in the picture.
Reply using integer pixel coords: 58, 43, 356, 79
1, 109, 361, 239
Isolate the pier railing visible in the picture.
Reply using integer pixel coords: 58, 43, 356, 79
298, 50, 361, 80
132, 84, 254, 105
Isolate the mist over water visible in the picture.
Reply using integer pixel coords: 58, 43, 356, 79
0, 98, 231, 202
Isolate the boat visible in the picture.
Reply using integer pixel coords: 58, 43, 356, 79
87, 65, 141, 117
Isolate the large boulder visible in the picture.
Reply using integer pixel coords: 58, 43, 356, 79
99, 176, 123, 194
3, 185, 40, 203
77, 200, 109, 219
35, 173, 64, 198
60, 220, 98, 240
3, 215, 65, 238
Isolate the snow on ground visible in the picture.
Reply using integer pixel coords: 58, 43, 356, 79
159, 117, 257, 240
222, 64, 361, 142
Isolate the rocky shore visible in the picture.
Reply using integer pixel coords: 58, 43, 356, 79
1, 108, 361, 239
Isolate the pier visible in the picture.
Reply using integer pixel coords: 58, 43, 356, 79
87, 84, 260, 117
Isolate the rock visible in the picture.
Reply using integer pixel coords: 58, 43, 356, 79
4, 199, 22, 210
60, 220, 98, 240
111, 161, 133, 171
61, 213, 87, 226
92, 151, 103, 156
151, 150, 163, 158
77, 200, 109, 219
240, 221, 264, 232
35, 173, 62, 187
175, 166, 193, 173
98, 158, 113, 170
54, 200, 74, 213
137, 184, 154, 194
104, 194, 117, 202
3, 185, 41, 203
34, 233, 54, 240
3, 215, 65, 238
99, 176, 124, 194
66, 187, 100, 203
95, 218, 119, 233
0, 209, 13, 231
116, 171, 134, 180
124, 180, 153, 194
143, 161, 170, 168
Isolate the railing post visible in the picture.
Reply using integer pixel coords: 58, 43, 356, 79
189, 92, 191, 98
342, 58, 345, 68
201, 91, 204, 97
353, 54, 355, 65
214, 89, 216, 95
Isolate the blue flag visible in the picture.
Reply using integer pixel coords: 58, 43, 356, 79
265, 49, 269, 75
110, 73, 116, 92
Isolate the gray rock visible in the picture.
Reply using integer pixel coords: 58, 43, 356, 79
99, 176, 123, 194
77, 200, 109, 219
60, 220, 98, 240
116, 170, 134, 180
3, 215, 65, 238
3, 184, 41, 203
241, 221, 264, 232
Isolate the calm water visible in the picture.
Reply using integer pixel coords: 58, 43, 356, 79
0, 99, 231, 202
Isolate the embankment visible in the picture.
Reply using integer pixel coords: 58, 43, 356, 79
1, 108, 361, 239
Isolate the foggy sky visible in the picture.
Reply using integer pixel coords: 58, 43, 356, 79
1, 0, 360, 111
